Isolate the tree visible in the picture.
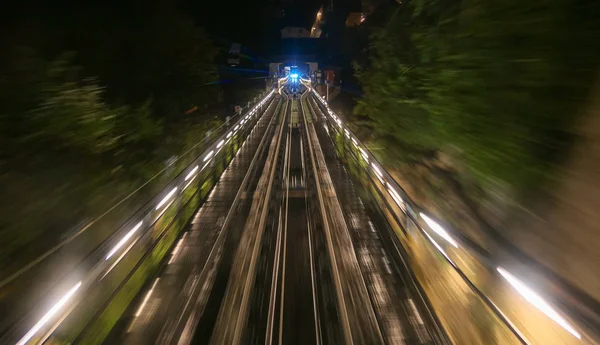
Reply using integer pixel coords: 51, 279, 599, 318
0, 0, 224, 270
356, 0, 600, 194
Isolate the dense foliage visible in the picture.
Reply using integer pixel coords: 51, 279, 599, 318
356, 0, 600, 194
0, 1, 222, 266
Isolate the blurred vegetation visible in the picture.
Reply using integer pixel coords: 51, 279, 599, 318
355, 0, 600, 197
0, 0, 223, 267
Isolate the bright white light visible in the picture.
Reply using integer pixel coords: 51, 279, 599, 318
371, 163, 384, 184
423, 230, 454, 265
227, 131, 233, 138
388, 186, 404, 207
371, 163, 383, 178
185, 166, 198, 181
497, 267, 581, 339
352, 138, 358, 147
420, 213, 458, 248
203, 150, 214, 162
101, 238, 137, 280
344, 129, 350, 139
135, 278, 160, 317
106, 221, 144, 260
155, 187, 178, 210
290, 73, 298, 79
234, 125, 239, 131
358, 147, 369, 162
16, 282, 82, 345
182, 174, 197, 191
217, 140, 225, 149
154, 199, 174, 222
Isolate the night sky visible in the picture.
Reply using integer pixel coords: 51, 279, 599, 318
0, 0, 324, 57
184, 0, 324, 58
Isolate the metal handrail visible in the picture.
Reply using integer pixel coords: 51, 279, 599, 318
304, 94, 453, 345
3, 90, 276, 345
308, 88, 596, 344
0, 90, 272, 290
72, 93, 281, 345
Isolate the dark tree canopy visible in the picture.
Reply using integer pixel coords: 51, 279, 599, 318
356, 0, 600, 193
0, 0, 224, 266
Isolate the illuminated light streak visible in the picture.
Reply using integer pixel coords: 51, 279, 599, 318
16, 282, 82, 345
185, 166, 198, 181
155, 188, 178, 210
497, 267, 581, 340
420, 213, 458, 248
106, 221, 144, 260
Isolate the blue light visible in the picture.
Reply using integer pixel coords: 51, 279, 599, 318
290, 73, 299, 79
